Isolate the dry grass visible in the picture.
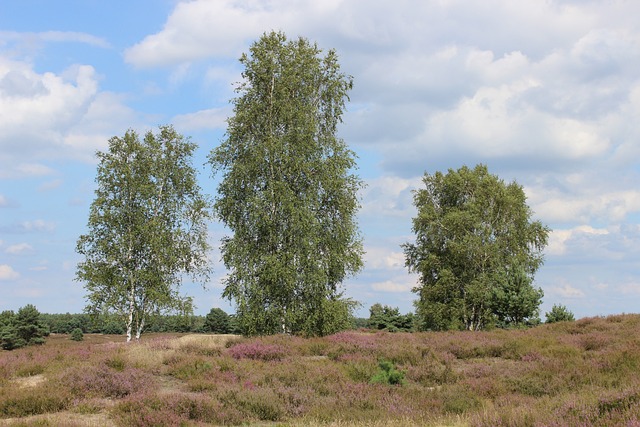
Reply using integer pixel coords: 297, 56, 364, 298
1, 316, 640, 426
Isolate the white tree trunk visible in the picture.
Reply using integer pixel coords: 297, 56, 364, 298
135, 317, 145, 340
126, 283, 135, 343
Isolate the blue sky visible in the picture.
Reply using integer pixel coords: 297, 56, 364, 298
1, 0, 639, 319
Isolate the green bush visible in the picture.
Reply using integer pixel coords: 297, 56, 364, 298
70, 328, 84, 341
545, 304, 575, 323
204, 308, 231, 334
370, 360, 406, 386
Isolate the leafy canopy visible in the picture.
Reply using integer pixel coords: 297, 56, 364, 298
76, 125, 211, 341
209, 31, 363, 336
403, 164, 549, 331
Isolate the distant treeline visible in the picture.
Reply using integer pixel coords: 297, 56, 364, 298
40, 311, 371, 335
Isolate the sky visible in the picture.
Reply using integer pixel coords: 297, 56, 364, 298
1, 0, 639, 320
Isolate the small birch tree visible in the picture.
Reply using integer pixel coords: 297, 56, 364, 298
76, 126, 211, 341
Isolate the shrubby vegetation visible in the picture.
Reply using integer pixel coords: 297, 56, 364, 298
69, 328, 83, 342
1, 314, 639, 426
368, 303, 414, 332
546, 304, 576, 323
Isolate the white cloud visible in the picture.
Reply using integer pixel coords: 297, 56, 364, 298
172, 107, 229, 131
0, 55, 143, 173
0, 194, 8, 207
363, 246, 406, 271
0, 60, 98, 168
5, 243, 35, 255
0, 264, 20, 281
528, 186, 640, 224
547, 226, 609, 256
360, 176, 420, 219
371, 278, 415, 293
551, 283, 586, 298
0, 30, 110, 49
125, 0, 272, 67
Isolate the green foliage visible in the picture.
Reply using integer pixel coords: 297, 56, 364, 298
491, 265, 544, 327
1, 305, 48, 350
404, 164, 549, 331
368, 303, 414, 331
76, 125, 211, 341
545, 304, 575, 323
70, 328, 84, 341
370, 360, 406, 386
204, 308, 231, 334
41, 312, 91, 334
209, 31, 364, 336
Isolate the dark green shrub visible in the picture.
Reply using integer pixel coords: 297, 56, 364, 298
204, 308, 231, 333
0, 305, 48, 350
70, 327, 84, 341
546, 304, 575, 323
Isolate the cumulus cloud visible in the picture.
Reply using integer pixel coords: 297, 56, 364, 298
0, 54, 142, 174
0, 264, 20, 281
0, 60, 97, 168
122, 0, 640, 180
547, 226, 609, 256
526, 179, 640, 225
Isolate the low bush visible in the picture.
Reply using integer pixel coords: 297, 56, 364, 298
0, 383, 71, 417
370, 360, 406, 386
60, 364, 153, 398
70, 328, 84, 341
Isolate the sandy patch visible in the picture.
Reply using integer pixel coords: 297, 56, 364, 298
11, 374, 46, 388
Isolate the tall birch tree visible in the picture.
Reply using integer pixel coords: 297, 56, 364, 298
209, 31, 363, 336
76, 126, 211, 341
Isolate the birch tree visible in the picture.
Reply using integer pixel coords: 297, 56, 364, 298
403, 164, 549, 331
76, 126, 211, 341
209, 31, 363, 336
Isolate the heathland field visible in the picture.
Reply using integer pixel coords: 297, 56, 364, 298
1, 314, 640, 426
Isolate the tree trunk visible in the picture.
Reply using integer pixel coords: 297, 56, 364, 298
135, 317, 145, 340
126, 282, 135, 343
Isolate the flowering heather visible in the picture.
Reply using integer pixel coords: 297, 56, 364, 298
1, 316, 640, 425
60, 364, 154, 398
227, 341, 286, 361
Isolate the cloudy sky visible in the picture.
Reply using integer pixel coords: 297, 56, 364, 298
1, 0, 639, 319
